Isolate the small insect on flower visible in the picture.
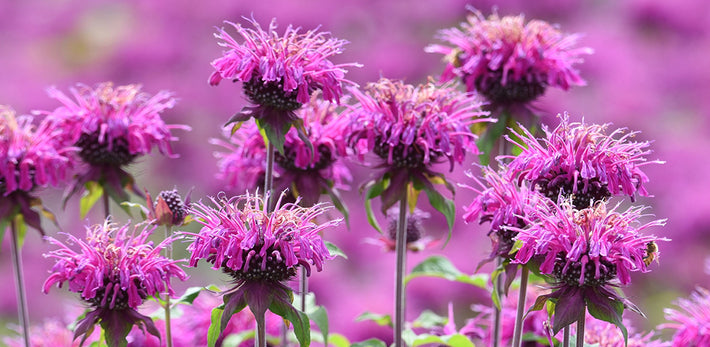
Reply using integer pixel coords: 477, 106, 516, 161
643, 241, 659, 266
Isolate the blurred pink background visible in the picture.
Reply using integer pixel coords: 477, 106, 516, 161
2, 0, 710, 344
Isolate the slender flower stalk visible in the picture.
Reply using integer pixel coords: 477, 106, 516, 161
576, 315, 585, 347
146, 188, 191, 347
511, 266, 529, 347
345, 78, 489, 345
9, 221, 30, 347
394, 195, 408, 347
1, 106, 76, 347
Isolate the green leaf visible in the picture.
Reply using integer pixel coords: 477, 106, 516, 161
364, 179, 387, 233
405, 256, 488, 288
80, 181, 104, 218
476, 110, 510, 165
420, 182, 456, 237
256, 118, 289, 154
309, 306, 329, 347
325, 241, 347, 259
350, 338, 387, 347
586, 292, 627, 345
325, 188, 349, 227
207, 304, 225, 347
14, 214, 27, 248
327, 333, 350, 347
174, 286, 209, 305
412, 310, 447, 329
269, 297, 310, 347
402, 330, 475, 347
354, 312, 392, 327
221, 330, 255, 347
120, 201, 147, 220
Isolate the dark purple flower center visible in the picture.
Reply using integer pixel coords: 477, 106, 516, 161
387, 214, 424, 244
535, 173, 611, 209
373, 139, 439, 169
158, 190, 188, 225
224, 245, 297, 283
553, 256, 617, 287
76, 131, 136, 167
88, 278, 146, 310
243, 77, 303, 111
274, 144, 335, 172
473, 69, 546, 105
494, 226, 519, 258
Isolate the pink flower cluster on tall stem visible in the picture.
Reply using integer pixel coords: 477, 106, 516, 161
427, 8, 592, 106
43, 82, 190, 204
42, 220, 188, 347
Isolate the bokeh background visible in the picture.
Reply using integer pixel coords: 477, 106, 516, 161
1, 0, 710, 344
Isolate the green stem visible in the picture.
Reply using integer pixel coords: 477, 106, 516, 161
576, 314, 585, 347
563, 326, 570, 347
394, 195, 408, 347
256, 309, 267, 347
492, 257, 502, 347
511, 266, 529, 347
164, 225, 173, 347
264, 141, 275, 213
10, 220, 30, 347
300, 268, 308, 312
103, 192, 110, 219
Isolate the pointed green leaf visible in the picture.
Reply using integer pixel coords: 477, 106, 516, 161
586, 291, 628, 345
364, 179, 387, 233
269, 296, 310, 347
309, 306, 329, 347
420, 183, 456, 236
120, 201, 148, 220
325, 241, 347, 259
327, 333, 350, 347
256, 118, 289, 154
405, 256, 488, 288
174, 286, 208, 305
351, 338, 387, 347
355, 312, 392, 327
207, 304, 225, 347
80, 181, 104, 218
476, 110, 510, 165
325, 188, 349, 227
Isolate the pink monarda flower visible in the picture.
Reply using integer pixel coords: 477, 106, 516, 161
582, 318, 669, 347
0, 106, 75, 234
43, 82, 190, 203
660, 287, 710, 347
462, 165, 549, 264
426, 8, 592, 105
513, 200, 666, 335
209, 17, 359, 147
185, 192, 339, 343
346, 78, 490, 213
212, 93, 352, 208
42, 220, 188, 347
505, 113, 662, 209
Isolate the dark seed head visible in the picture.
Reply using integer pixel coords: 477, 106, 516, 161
76, 132, 135, 167
243, 77, 303, 111
158, 190, 188, 225
88, 278, 145, 310
274, 144, 335, 172
536, 173, 611, 209
373, 138, 438, 169
225, 246, 297, 283
553, 257, 617, 287
474, 70, 546, 105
